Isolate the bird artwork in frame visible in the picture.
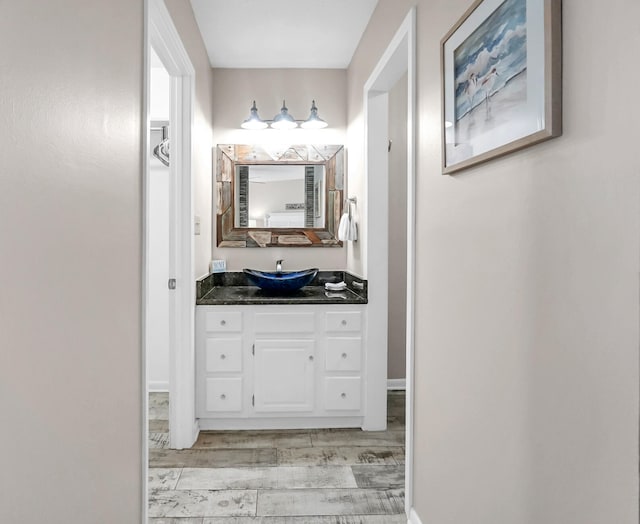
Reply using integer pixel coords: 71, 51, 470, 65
441, 0, 562, 174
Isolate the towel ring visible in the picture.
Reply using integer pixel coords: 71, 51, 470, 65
345, 196, 357, 219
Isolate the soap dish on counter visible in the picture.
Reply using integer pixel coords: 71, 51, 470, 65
325, 281, 347, 291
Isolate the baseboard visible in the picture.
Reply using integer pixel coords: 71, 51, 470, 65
408, 507, 424, 524
199, 416, 364, 431
147, 381, 169, 392
387, 378, 406, 390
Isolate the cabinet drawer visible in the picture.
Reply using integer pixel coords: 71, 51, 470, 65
325, 337, 361, 371
324, 377, 361, 410
255, 312, 315, 334
205, 311, 242, 332
325, 311, 361, 332
205, 377, 243, 412
206, 338, 242, 373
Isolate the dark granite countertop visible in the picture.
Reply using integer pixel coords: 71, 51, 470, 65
196, 271, 367, 306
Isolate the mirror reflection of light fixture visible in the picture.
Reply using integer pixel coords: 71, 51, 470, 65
240, 100, 329, 130
300, 100, 328, 129
271, 100, 298, 130
240, 101, 268, 130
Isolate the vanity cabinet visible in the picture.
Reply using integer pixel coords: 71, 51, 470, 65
196, 304, 367, 430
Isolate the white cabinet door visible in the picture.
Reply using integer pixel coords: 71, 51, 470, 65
253, 339, 315, 412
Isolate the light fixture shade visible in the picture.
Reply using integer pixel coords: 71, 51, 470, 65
301, 100, 328, 129
271, 100, 298, 130
241, 100, 268, 130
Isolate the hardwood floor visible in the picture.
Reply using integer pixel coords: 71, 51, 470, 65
148, 391, 406, 523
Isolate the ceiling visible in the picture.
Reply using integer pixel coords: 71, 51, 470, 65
189, 0, 379, 69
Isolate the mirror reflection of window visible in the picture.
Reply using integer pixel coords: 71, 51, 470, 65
234, 165, 325, 228
237, 165, 249, 226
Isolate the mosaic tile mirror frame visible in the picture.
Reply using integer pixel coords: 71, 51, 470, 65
215, 144, 345, 248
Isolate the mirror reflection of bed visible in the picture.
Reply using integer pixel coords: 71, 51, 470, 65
264, 210, 304, 228
234, 164, 325, 229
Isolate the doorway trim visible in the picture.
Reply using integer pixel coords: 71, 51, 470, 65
148, 0, 198, 452
363, 6, 416, 518
143, 0, 197, 519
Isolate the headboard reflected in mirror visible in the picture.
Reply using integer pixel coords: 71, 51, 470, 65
215, 144, 344, 248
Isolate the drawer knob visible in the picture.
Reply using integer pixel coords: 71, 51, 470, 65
220, 394, 226, 400
220, 354, 226, 360
341, 352, 347, 359
309, 355, 314, 361
341, 319, 347, 326
220, 319, 226, 326
341, 392, 347, 399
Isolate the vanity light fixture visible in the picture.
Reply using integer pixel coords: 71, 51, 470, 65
271, 100, 298, 130
240, 99, 329, 130
300, 100, 328, 129
240, 101, 269, 130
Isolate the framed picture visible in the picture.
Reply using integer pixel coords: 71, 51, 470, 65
441, 0, 562, 174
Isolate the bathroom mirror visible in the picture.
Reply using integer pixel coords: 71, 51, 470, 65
216, 144, 344, 247
234, 164, 326, 229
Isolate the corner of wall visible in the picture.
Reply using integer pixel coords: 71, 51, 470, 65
408, 507, 424, 524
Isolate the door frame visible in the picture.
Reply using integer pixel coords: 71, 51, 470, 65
363, 7, 417, 518
143, 0, 197, 519
148, 0, 198, 452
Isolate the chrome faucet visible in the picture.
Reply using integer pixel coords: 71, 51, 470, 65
276, 259, 283, 273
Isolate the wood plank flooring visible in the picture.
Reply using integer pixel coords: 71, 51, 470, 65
148, 391, 406, 522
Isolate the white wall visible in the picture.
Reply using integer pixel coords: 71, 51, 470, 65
211, 68, 348, 271
165, 0, 214, 279
0, 1, 143, 521
147, 56, 171, 391
1, 0, 215, 520
148, 137, 171, 391
387, 72, 408, 381
147, 158, 170, 391
150, 48, 170, 120
349, 0, 639, 522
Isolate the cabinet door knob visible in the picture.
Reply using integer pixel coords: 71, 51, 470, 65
309, 355, 314, 361
341, 319, 347, 326
220, 394, 226, 400
341, 352, 347, 359
220, 354, 226, 360
341, 392, 347, 398
220, 319, 226, 326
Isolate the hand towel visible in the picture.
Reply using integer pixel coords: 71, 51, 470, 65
337, 212, 350, 241
347, 216, 358, 241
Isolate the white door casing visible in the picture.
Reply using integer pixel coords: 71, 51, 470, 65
363, 6, 416, 518
147, 0, 196, 451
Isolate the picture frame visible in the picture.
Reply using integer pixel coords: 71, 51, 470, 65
441, 0, 562, 174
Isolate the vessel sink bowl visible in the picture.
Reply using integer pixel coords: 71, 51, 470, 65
243, 268, 319, 292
